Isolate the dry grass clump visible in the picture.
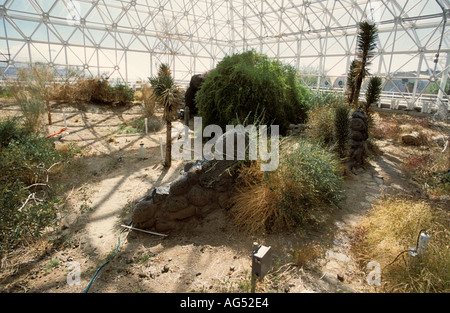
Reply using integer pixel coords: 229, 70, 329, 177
229, 139, 344, 234
229, 161, 288, 234
369, 113, 401, 141
305, 106, 335, 144
352, 197, 449, 293
290, 241, 323, 268
402, 147, 449, 197
141, 84, 156, 117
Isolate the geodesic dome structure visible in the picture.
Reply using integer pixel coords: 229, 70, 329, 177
0, 0, 449, 113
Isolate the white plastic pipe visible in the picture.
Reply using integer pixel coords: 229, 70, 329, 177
145, 118, 148, 134
63, 109, 67, 128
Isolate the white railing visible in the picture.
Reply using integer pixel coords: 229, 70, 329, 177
316, 86, 448, 113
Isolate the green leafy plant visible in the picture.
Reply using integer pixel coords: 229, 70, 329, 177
0, 116, 29, 148
45, 258, 60, 271
0, 118, 78, 254
112, 83, 135, 106
0, 87, 10, 98
308, 90, 345, 110
276, 139, 344, 225
195, 50, 310, 135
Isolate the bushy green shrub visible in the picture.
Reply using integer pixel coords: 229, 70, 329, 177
0, 86, 10, 98
0, 118, 78, 253
113, 83, 135, 106
0, 117, 30, 148
276, 139, 344, 225
195, 50, 310, 134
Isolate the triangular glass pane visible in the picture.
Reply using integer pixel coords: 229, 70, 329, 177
9, 18, 39, 38
4, 18, 27, 40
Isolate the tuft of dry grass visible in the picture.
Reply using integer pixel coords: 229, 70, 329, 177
229, 138, 343, 234
402, 147, 449, 197
352, 197, 450, 293
305, 106, 335, 144
230, 184, 285, 234
229, 161, 288, 234
370, 113, 401, 141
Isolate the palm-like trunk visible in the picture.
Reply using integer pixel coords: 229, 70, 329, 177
352, 63, 366, 109
165, 119, 172, 167
149, 63, 180, 168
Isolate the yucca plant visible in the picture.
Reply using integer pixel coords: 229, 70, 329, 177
149, 64, 181, 167
351, 21, 378, 108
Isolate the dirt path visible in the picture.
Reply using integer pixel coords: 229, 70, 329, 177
306, 137, 431, 293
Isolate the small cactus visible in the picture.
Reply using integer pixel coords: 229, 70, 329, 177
334, 104, 351, 158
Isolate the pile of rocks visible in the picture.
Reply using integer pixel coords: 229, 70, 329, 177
131, 159, 237, 232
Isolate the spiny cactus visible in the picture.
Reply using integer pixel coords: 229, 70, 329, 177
364, 76, 382, 113
333, 104, 351, 158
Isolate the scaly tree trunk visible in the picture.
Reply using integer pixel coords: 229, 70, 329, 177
165, 120, 172, 167
352, 63, 366, 109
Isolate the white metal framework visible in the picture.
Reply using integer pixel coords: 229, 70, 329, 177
0, 0, 449, 113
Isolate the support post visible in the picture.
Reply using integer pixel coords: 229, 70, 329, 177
436, 52, 449, 118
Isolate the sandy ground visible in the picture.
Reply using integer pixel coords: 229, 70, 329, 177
0, 100, 447, 294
